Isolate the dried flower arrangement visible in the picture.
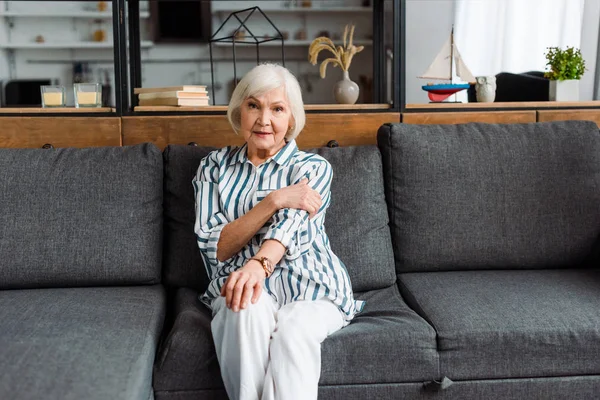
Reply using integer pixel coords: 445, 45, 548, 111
308, 24, 364, 78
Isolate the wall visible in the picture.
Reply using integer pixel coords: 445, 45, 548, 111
0, 0, 373, 106
581, 0, 600, 101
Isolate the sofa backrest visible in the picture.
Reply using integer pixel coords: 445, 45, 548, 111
378, 121, 600, 273
162, 144, 396, 294
0, 144, 163, 289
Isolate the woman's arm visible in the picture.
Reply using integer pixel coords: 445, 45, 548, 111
215, 194, 279, 262
217, 178, 322, 262
260, 157, 333, 260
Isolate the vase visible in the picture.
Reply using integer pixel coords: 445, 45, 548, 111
333, 71, 359, 104
549, 80, 579, 101
475, 75, 496, 103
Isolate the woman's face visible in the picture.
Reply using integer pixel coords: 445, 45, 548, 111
240, 86, 293, 155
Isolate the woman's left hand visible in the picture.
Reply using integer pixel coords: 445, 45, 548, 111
220, 260, 265, 312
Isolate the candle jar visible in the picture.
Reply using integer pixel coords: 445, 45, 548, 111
74, 83, 102, 108
40, 86, 66, 108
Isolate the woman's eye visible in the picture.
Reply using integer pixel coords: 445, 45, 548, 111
248, 103, 258, 109
274, 107, 284, 112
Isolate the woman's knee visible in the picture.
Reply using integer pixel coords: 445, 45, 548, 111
213, 291, 276, 322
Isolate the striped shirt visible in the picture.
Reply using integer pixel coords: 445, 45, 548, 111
193, 139, 364, 324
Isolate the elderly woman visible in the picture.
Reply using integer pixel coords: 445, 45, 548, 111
193, 63, 363, 400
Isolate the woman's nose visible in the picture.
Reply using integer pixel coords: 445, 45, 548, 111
257, 110, 270, 126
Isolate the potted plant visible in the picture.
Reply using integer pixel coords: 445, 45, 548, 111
308, 24, 364, 104
544, 46, 586, 101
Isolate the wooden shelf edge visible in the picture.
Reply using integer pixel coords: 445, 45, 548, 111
133, 104, 391, 112
0, 107, 115, 114
406, 101, 600, 110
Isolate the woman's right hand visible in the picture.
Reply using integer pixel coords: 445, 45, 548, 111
270, 178, 322, 218
221, 260, 265, 312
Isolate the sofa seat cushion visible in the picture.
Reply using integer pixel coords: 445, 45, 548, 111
154, 285, 439, 392
163, 144, 395, 293
378, 121, 600, 273
398, 269, 600, 381
320, 285, 439, 385
0, 286, 165, 400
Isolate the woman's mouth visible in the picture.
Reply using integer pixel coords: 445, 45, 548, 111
254, 131, 272, 138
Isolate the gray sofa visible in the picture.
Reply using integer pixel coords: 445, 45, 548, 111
2, 120, 600, 399
0, 145, 165, 400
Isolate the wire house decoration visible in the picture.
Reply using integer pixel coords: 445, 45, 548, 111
209, 7, 286, 105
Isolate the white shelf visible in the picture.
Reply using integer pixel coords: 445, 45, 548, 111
215, 7, 371, 13
0, 40, 154, 49
0, 11, 150, 18
213, 39, 372, 47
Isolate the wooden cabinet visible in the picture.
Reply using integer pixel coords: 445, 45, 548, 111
537, 109, 600, 127
402, 111, 536, 124
2, 103, 600, 150
122, 112, 400, 150
0, 117, 121, 148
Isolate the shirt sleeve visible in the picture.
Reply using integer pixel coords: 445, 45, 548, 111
193, 149, 231, 277
261, 157, 332, 260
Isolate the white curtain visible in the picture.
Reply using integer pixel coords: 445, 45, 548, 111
454, 0, 585, 77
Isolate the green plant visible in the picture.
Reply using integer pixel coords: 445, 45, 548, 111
544, 46, 586, 80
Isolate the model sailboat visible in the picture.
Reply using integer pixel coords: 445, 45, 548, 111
419, 28, 476, 102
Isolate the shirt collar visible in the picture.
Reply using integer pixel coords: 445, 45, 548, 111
228, 140, 298, 167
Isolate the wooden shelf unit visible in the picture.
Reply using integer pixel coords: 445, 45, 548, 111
133, 104, 391, 112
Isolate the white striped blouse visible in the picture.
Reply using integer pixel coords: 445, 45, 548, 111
193, 139, 364, 324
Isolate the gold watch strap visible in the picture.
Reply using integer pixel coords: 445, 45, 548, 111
250, 256, 274, 277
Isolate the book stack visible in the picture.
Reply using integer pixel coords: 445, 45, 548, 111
134, 86, 210, 107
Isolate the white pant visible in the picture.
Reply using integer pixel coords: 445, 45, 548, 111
211, 292, 344, 400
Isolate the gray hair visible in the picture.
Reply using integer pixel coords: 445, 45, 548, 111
227, 63, 305, 141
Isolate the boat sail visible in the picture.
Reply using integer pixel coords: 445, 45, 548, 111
419, 27, 476, 102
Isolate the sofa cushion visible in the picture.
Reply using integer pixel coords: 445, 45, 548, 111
162, 144, 395, 293
0, 144, 163, 289
398, 269, 600, 381
378, 121, 600, 273
154, 285, 439, 392
153, 287, 223, 392
320, 285, 439, 385
163, 145, 217, 292
0, 286, 165, 400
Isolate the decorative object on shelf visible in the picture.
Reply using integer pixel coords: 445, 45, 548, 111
295, 29, 307, 40
316, 30, 330, 38
544, 46, 586, 101
92, 19, 106, 42
301, 0, 312, 8
233, 29, 246, 40
209, 6, 285, 105
308, 24, 364, 104
134, 85, 209, 107
40, 86, 66, 108
35, 35, 45, 43
475, 76, 496, 103
101, 69, 112, 107
418, 27, 475, 103
97, 1, 108, 12
74, 83, 102, 108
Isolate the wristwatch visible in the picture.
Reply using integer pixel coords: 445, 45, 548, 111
250, 256, 274, 278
